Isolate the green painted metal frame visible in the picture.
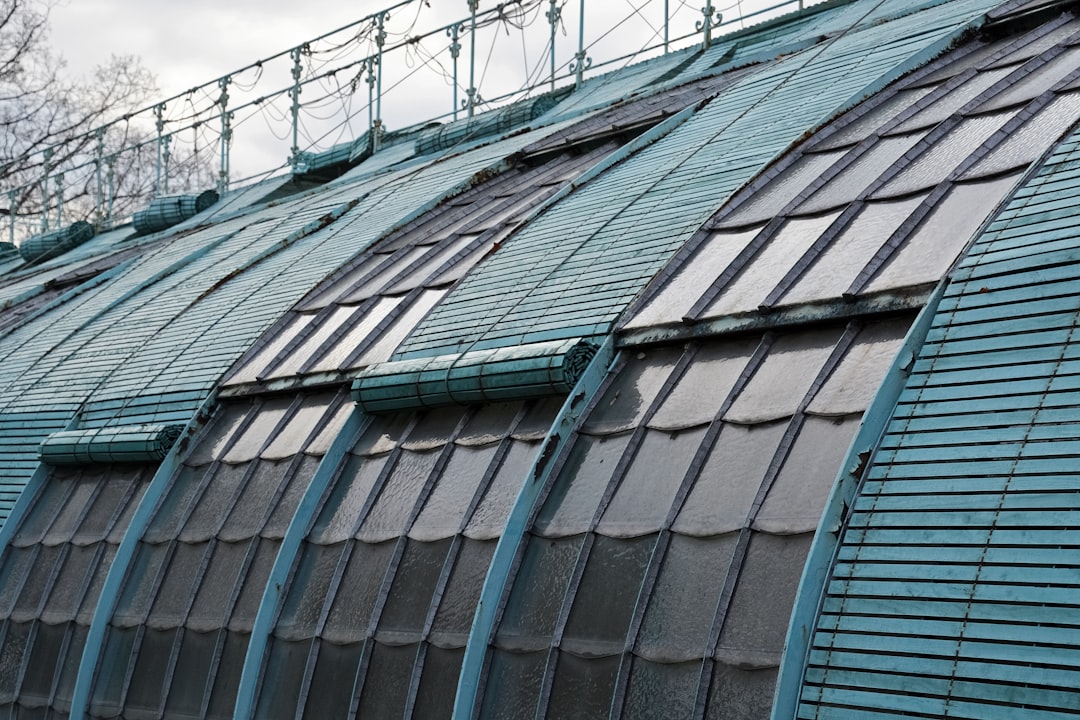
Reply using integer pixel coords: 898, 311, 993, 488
68, 392, 219, 720
451, 333, 616, 719
232, 408, 370, 720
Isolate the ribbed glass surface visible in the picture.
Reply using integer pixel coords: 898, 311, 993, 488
85, 392, 345, 720
477, 318, 911, 718
253, 399, 559, 718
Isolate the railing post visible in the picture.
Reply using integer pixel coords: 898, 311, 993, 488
105, 155, 116, 229
697, 2, 722, 50
154, 102, 166, 197
373, 11, 388, 152
94, 128, 105, 228
7, 189, 15, 245
289, 46, 305, 172
547, 0, 561, 91
54, 172, 64, 227
218, 76, 232, 195
570, 0, 591, 88
448, 23, 463, 120
162, 134, 172, 195
664, 0, 670, 53
40, 148, 52, 234
467, 0, 480, 118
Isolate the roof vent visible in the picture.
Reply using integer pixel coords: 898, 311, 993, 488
38, 423, 184, 465
132, 190, 219, 235
352, 337, 597, 414
18, 221, 96, 263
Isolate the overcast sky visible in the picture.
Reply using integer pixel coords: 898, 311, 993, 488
45, 0, 797, 179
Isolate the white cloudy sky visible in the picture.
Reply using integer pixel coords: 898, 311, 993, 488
45, 0, 795, 178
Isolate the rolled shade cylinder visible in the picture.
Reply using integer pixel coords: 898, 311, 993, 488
352, 337, 598, 413
132, 190, 219, 235
414, 90, 567, 155
38, 424, 184, 465
18, 221, 96, 262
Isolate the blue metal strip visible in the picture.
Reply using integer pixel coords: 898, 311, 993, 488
769, 280, 946, 720
451, 333, 615, 720
232, 408, 369, 720
68, 391, 219, 720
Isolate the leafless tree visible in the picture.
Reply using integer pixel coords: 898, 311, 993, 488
1, 0, 214, 239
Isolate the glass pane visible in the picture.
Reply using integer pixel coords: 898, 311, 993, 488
218, 458, 292, 542
310, 453, 390, 546
808, 316, 910, 415
305, 400, 353, 457
512, 397, 563, 441
719, 150, 847, 226
45, 478, 99, 545
649, 339, 757, 431
223, 397, 292, 464
964, 91, 1080, 178
41, 544, 98, 623
261, 396, 334, 459
296, 253, 386, 311
456, 402, 521, 446
276, 542, 344, 642
303, 641, 363, 719
187, 540, 249, 632
267, 306, 358, 379
308, 296, 407, 374
341, 247, 429, 304
401, 408, 466, 452
800, 133, 927, 214
724, 330, 842, 424
703, 211, 843, 318
755, 415, 862, 534
431, 538, 496, 643
194, 625, 246, 716
814, 87, 935, 150
144, 464, 212, 543
981, 46, 1080, 111
464, 439, 541, 540
781, 194, 926, 305
352, 289, 447, 369
410, 444, 499, 542
637, 534, 737, 662
546, 652, 619, 719
704, 663, 777, 720
12, 478, 72, 547
112, 543, 169, 628
148, 542, 208, 628
533, 433, 632, 538
90, 625, 134, 716
180, 462, 250, 543
624, 227, 763, 330
356, 448, 441, 543
355, 642, 416, 718
496, 534, 583, 651
892, 66, 1016, 133
673, 421, 787, 536
562, 535, 655, 656
74, 473, 144, 545
582, 346, 682, 434
263, 455, 321, 540
322, 540, 396, 646
229, 537, 279, 632
226, 314, 317, 386
377, 538, 453, 641
865, 171, 1022, 293
254, 637, 309, 718
410, 645, 463, 720
598, 427, 708, 537
385, 234, 479, 295
21, 620, 65, 705
715, 532, 813, 666
122, 627, 176, 716
875, 110, 1018, 197
78, 544, 116, 626
622, 658, 699, 720
478, 649, 546, 720
989, 19, 1080, 68
14, 545, 62, 621
162, 628, 215, 718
